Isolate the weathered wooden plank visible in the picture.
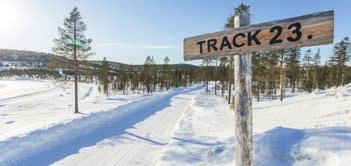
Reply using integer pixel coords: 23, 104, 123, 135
233, 12, 253, 166
184, 10, 334, 61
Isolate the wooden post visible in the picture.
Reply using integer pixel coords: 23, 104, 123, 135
233, 12, 253, 166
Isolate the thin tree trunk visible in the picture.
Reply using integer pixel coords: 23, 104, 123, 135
292, 74, 295, 92
313, 66, 318, 89
214, 81, 217, 95
222, 77, 225, 96
280, 51, 285, 101
206, 60, 209, 92
329, 66, 333, 87
74, 13, 79, 114
271, 70, 275, 99
215, 59, 217, 95
228, 55, 233, 104
316, 71, 319, 89
257, 81, 260, 102
342, 67, 345, 86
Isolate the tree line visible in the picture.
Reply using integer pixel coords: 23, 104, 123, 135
203, 36, 350, 102
200, 4, 351, 104
97, 56, 204, 96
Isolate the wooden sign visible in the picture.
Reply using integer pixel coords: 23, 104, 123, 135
184, 10, 334, 61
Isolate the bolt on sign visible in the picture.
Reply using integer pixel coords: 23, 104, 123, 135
184, 10, 334, 61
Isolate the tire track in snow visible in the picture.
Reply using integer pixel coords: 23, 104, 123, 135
0, 81, 57, 102
101, 92, 196, 166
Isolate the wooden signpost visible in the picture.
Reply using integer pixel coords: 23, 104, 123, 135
184, 10, 334, 166
184, 10, 333, 60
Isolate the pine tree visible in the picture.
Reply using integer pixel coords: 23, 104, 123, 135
100, 57, 109, 96
52, 7, 94, 114
261, 50, 280, 99
214, 58, 218, 95
152, 59, 158, 92
313, 49, 321, 89
224, 3, 250, 29
161, 56, 170, 91
119, 65, 128, 94
252, 52, 265, 102
285, 48, 301, 92
219, 57, 228, 96
84, 65, 96, 83
333, 37, 350, 86
279, 49, 287, 101
166, 57, 172, 90
130, 65, 139, 92
328, 56, 337, 87
142, 56, 155, 93
202, 58, 212, 92
302, 49, 313, 92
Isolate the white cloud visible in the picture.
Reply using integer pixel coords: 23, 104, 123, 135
95, 42, 124, 47
140, 45, 176, 49
95, 42, 177, 50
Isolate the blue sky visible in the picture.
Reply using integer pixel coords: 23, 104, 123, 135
0, 0, 350, 65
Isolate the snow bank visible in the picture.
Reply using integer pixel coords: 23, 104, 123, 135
291, 127, 351, 166
312, 88, 321, 95
325, 84, 351, 98
157, 88, 351, 166
156, 93, 235, 166
158, 124, 351, 166
255, 126, 351, 166
254, 127, 305, 165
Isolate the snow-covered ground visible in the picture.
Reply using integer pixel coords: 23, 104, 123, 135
0, 80, 350, 166
156, 85, 351, 166
0, 79, 153, 142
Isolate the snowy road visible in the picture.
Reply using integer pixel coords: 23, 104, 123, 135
0, 82, 200, 166
52, 90, 196, 166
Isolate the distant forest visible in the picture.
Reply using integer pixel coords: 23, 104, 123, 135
200, 36, 351, 102
1, 36, 351, 102
0, 49, 206, 94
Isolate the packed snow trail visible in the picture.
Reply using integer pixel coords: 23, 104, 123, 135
52, 89, 198, 166
0, 85, 200, 166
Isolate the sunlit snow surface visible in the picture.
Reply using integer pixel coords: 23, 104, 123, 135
0, 80, 350, 166
156, 84, 351, 166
